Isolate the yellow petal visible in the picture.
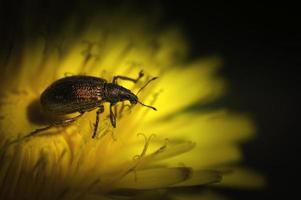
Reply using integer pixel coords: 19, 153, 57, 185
143, 110, 255, 145
150, 141, 196, 161
162, 144, 242, 169
172, 170, 222, 187
115, 167, 191, 189
215, 167, 266, 189
142, 58, 226, 122
170, 190, 229, 200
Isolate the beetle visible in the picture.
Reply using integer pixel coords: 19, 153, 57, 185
29, 71, 157, 138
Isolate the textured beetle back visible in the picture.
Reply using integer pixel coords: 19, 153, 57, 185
41, 76, 107, 114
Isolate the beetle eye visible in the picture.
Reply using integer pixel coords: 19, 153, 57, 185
128, 95, 138, 104
130, 98, 137, 104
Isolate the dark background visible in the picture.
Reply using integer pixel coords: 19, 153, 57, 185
163, 2, 299, 199
0, 0, 299, 199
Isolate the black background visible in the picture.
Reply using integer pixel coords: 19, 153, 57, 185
0, 0, 299, 199
161, 2, 299, 199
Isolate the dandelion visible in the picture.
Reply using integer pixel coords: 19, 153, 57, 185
0, 14, 264, 200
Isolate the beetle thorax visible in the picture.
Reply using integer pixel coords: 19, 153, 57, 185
104, 83, 138, 105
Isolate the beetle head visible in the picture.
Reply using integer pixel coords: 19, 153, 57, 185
128, 93, 138, 105
106, 81, 157, 111
115, 85, 156, 111
120, 87, 157, 111
129, 92, 157, 111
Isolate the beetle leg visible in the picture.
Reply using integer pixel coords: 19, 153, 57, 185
110, 103, 116, 128
114, 103, 118, 119
26, 112, 85, 138
112, 70, 144, 84
26, 126, 54, 138
92, 105, 105, 138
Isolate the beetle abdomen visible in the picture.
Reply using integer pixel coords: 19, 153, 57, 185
41, 76, 106, 114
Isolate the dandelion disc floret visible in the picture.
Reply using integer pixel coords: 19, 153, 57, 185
0, 14, 264, 200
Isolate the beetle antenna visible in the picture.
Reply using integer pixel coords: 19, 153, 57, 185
136, 77, 158, 95
138, 100, 157, 111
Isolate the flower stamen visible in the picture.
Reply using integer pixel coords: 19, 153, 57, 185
136, 133, 156, 159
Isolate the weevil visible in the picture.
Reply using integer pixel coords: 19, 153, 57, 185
29, 71, 157, 138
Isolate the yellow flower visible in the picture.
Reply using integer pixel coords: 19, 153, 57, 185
0, 14, 264, 200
